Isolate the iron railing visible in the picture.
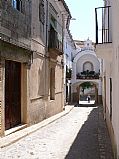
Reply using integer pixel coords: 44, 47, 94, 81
95, 6, 112, 44
76, 71, 100, 80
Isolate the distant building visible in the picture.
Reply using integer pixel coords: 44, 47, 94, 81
71, 39, 102, 104
64, 29, 76, 104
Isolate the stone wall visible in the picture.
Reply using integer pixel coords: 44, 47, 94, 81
0, 0, 64, 135
28, 0, 64, 125
0, 0, 31, 49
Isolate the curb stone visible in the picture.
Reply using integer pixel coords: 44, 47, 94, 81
0, 105, 74, 148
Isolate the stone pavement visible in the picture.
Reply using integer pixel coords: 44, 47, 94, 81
98, 106, 114, 159
0, 105, 74, 148
65, 105, 114, 159
0, 104, 114, 159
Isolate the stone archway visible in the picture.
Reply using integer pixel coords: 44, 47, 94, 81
80, 82, 98, 104
71, 80, 101, 105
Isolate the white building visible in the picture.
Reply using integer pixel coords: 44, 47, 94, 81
95, 0, 119, 158
64, 29, 76, 104
71, 39, 102, 104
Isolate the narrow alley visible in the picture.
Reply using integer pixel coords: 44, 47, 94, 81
0, 105, 114, 159
1, 0, 119, 158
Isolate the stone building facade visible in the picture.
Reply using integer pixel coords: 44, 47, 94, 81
64, 29, 76, 104
0, 0, 32, 136
0, 0, 71, 137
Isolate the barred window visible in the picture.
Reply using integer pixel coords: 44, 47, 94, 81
39, 0, 45, 24
12, 0, 22, 12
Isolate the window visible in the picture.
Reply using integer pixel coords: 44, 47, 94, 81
50, 68, 55, 100
12, 0, 22, 12
39, 0, 45, 24
50, 14, 57, 29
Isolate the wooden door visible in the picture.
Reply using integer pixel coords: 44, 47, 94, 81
5, 60, 21, 130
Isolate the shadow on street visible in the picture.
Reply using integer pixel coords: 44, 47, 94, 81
65, 107, 100, 159
65, 104, 114, 159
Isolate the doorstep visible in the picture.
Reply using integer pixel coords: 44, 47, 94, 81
5, 124, 27, 136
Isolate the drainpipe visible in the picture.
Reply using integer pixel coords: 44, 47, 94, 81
62, 14, 65, 109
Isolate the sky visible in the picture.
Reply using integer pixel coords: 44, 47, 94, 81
65, 0, 104, 42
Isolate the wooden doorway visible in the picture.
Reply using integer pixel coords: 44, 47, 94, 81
5, 60, 21, 130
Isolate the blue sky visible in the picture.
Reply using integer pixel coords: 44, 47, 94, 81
65, 0, 104, 42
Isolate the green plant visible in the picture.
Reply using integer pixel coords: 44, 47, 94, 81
81, 82, 93, 90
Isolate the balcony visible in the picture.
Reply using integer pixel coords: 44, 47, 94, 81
48, 25, 63, 56
95, 6, 112, 61
76, 71, 100, 80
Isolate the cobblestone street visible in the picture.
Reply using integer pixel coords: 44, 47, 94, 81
0, 105, 114, 159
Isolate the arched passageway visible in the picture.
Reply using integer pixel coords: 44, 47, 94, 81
71, 80, 101, 105
79, 82, 98, 105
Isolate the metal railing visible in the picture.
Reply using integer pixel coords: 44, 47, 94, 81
95, 6, 112, 44
76, 71, 100, 80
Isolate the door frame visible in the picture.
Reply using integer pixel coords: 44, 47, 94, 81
5, 60, 21, 130
0, 59, 29, 136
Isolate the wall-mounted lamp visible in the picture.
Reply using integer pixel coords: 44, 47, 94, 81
70, 18, 76, 20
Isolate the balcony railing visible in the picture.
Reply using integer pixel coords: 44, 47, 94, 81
76, 71, 100, 80
48, 24, 63, 55
95, 6, 112, 44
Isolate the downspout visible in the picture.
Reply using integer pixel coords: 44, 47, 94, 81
62, 13, 65, 108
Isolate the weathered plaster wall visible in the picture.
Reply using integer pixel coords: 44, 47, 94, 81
111, 0, 119, 157
29, 0, 64, 125
1, 0, 31, 49
96, 0, 119, 157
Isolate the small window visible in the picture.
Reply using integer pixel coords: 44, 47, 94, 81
12, 0, 22, 12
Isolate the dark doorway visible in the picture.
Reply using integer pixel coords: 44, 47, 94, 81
5, 60, 21, 130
